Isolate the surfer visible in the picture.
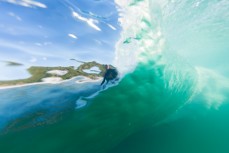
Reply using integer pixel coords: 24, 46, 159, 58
100, 64, 118, 86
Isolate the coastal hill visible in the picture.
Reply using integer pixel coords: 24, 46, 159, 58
0, 61, 110, 87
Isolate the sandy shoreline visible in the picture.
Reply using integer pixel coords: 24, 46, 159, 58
0, 76, 102, 90
75, 77, 102, 84
47, 70, 68, 76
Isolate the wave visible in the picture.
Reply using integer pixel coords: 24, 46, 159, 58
72, 0, 201, 135
1, 0, 229, 153
113, 0, 229, 109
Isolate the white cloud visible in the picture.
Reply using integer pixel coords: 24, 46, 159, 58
0, 39, 77, 60
94, 39, 102, 45
68, 33, 78, 39
72, 11, 101, 31
29, 57, 37, 63
0, 21, 47, 37
1, 0, 47, 8
44, 42, 52, 45
8, 12, 22, 21
34, 42, 52, 46
35, 42, 42, 46
107, 24, 117, 30
42, 57, 47, 61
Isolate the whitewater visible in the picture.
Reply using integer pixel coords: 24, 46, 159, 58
0, 0, 229, 153
114, 0, 229, 107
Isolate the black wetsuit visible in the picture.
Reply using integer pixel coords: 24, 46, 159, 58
101, 68, 118, 86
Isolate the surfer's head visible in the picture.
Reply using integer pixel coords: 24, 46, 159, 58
105, 64, 110, 69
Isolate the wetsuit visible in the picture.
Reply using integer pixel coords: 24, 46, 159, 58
101, 68, 118, 86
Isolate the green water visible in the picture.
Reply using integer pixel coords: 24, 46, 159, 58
0, 58, 196, 153
109, 103, 229, 153
1, 0, 229, 152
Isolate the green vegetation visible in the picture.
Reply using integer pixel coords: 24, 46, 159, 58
0, 61, 109, 87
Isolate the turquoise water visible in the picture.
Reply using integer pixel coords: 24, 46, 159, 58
1, 0, 229, 153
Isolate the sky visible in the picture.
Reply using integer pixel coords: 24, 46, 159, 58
0, 0, 120, 72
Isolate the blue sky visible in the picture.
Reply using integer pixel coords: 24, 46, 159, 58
0, 0, 120, 69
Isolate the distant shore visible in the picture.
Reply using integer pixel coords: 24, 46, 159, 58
0, 61, 106, 88
0, 76, 102, 90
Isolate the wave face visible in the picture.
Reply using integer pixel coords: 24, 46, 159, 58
109, 0, 229, 153
114, 0, 229, 108
1, 0, 229, 153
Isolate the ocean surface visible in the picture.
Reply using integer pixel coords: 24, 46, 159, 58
1, 0, 229, 153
